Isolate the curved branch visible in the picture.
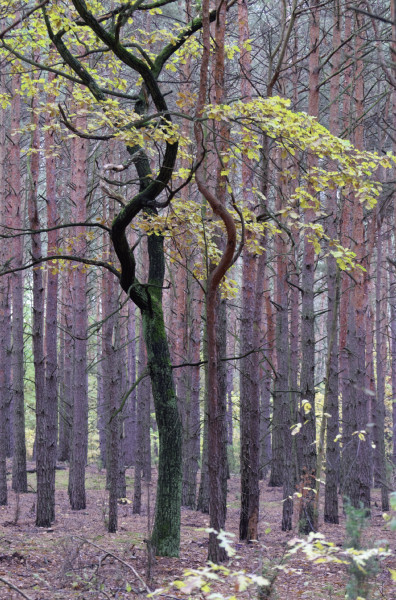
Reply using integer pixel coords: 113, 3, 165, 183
0, 40, 86, 86
59, 105, 113, 140
153, 0, 237, 76
0, 255, 120, 278
0, 221, 111, 236
43, 7, 106, 100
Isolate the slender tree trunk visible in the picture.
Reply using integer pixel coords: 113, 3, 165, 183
68, 125, 89, 511
374, 214, 389, 511
181, 273, 202, 508
344, 14, 371, 511
196, 315, 210, 513
269, 235, 284, 489
261, 280, 274, 480
108, 317, 124, 531
27, 95, 50, 526
390, 37, 396, 467
238, 0, 260, 542
193, 0, 236, 562
123, 303, 137, 467
44, 74, 59, 521
58, 276, 73, 462
390, 235, 396, 466
0, 74, 8, 504
272, 171, 293, 531
338, 8, 354, 497
324, 4, 341, 524
323, 265, 340, 524
133, 322, 151, 514
298, 0, 320, 534
10, 73, 27, 494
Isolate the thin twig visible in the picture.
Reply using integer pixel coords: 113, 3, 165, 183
109, 370, 149, 422
0, 576, 33, 600
73, 536, 152, 594
0, 254, 120, 279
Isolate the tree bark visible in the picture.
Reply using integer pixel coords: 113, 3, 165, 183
43, 72, 59, 521
374, 213, 389, 511
238, 0, 260, 542
68, 125, 89, 511
10, 73, 27, 494
0, 73, 8, 505
298, 0, 320, 534
324, 3, 341, 525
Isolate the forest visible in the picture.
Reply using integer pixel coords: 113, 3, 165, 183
0, 0, 396, 598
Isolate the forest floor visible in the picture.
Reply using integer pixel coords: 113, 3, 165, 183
0, 463, 395, 600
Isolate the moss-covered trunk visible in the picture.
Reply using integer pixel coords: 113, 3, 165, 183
143, 296, 182, 556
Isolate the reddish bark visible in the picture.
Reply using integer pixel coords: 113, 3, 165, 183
68, 120, 89, 511
238, 0, 260, 542
194, 0, 236, 563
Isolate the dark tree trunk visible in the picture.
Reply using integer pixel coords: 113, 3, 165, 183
261, 279, 274, 480
28, 98, 51, 526
260, 367, 272, 480
324, 4, 341, 525
143, 262, 182, 556
43, 89, 59, 522
344, 17, 371, 511
108, 340, 121, 533
324, 239, 340, 524
58, 280, 73, 463
239, 248, 260, 540
274, 191, 293, 531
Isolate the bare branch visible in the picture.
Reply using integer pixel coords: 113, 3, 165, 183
73, 537, 151, 594
350, 6, 394, 26
0, 255, 120, 278
59, 105, 114, 140
0, 221, 111, 237
0, 576, 33, 600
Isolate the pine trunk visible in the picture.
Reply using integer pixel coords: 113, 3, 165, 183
10, 74, 27, 494
68, 128, 89, 511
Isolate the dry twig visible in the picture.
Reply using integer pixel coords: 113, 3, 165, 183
73, 536, 152, 593
0, 576, 33, 600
